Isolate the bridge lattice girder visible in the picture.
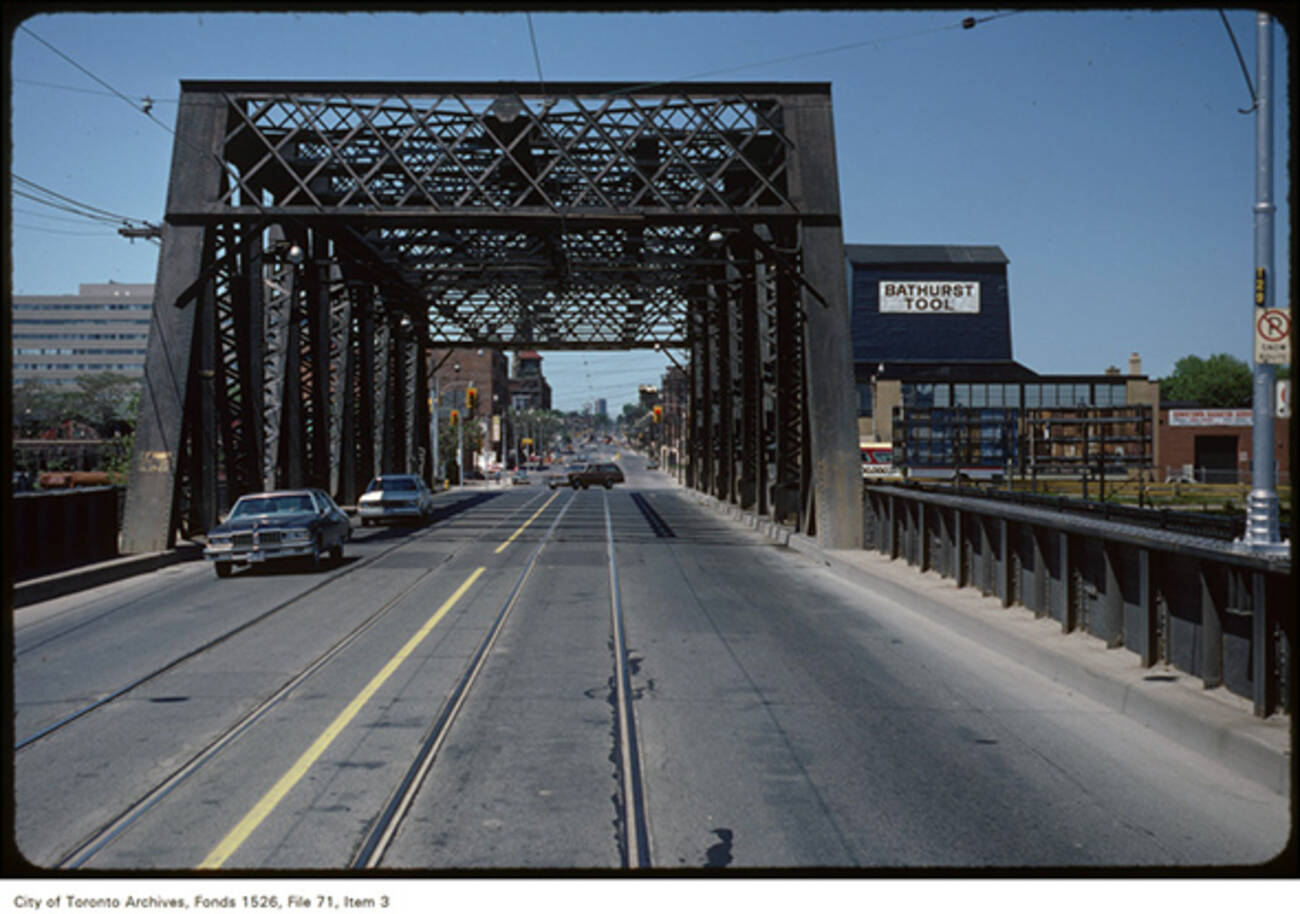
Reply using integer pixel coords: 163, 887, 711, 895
121, 81, 861, 552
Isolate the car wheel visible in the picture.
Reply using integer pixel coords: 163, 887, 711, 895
310, 540, 325, 571
215, 562, 232, 578
604, 480, 613, 489
330, 542, 343, 565
572, 481, 580, 489
361, 517, 371, 527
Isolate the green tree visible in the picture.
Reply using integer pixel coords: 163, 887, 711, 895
74, 372, 140, 435
1159, 353, 1254, 407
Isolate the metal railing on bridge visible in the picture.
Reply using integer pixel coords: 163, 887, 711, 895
862, 482, 1293, 719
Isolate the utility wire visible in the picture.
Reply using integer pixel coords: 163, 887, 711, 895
608, 9, 1027, 95
18, 25, 164, 123
14, 175, 153, 227
525, 12, 547, 96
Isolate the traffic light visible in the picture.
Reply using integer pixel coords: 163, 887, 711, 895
466, 387, 478, 412
652, 405, 663, 423
450, 409, 460, 426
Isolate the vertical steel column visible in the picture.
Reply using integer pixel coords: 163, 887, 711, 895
771, 222, 803, 527
308, 234, 332, 490
122, 89, 228, 553
1138, 548, 1157, 666
739, 238, 761, 512
999, 519, 1013, 608
1201, 564, 1224, 689
282, 265, 305, 489
355, 285, 376, 495
714, 268, 734, 503
696, 295, 714, 495
1103, 544, 1123, 648
1031, 526, 1048, 618
236, 227, 265, 493
261, 226, 293, 491
1250, 570, 1273, 716
328, 266, 351, 499
385, 327, 405, 474
687, 319, 701, 491
413, 339, 430, 482
1057, 531, 1075, 633
783, 93, 862, 549
191, 245, 219, 534
402, 336, 420, 474
373, 319, 391, 475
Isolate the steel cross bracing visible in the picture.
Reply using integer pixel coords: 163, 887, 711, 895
122, 81, 861, 553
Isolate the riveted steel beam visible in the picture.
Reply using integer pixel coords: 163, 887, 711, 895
126, 81, 858, 550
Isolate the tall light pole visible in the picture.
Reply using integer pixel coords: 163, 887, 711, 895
1239, 11, 1288, 555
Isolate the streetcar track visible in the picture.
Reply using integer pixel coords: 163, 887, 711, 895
15, 488, 552, 751
604, 488, 653, 868
25, 482, 654, 870
353, 485, 653, 869
353, 488, 579, 868
48, 488, 557, 868
55, 559, 452, 869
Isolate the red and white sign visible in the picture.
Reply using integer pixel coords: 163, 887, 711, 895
1278, 380, 1291, 419
1254, 307, 1291, 365
1168, 408, 1253, 427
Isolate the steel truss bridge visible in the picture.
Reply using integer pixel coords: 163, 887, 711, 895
121, 81, 862, 553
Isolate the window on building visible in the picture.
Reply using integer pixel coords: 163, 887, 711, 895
857, 383, 873, 416
903, 383, 935, 409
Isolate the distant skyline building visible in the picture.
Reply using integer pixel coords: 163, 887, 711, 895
11, 282, 153, 385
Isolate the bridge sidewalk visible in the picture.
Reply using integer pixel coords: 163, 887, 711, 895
11, 542, 205, 609
692, 493, 1293, 798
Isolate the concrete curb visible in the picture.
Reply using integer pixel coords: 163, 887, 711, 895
12, 543, 204, 609
686, 488, 1292, 797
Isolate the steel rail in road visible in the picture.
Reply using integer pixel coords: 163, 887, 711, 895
15, 489, 544, 752
22, 490, 553, 868
351, 488, 578, 868
54, 555, 456, 869
604, 489, 653, 869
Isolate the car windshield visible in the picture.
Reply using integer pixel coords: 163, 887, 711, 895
367, 477, 416, 492
230, 494, 315, 517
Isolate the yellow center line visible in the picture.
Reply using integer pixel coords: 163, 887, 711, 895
199, 565, 486, 870
494, 490, 559, 554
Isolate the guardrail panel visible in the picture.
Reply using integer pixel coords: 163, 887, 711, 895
861, 483, 1291, 717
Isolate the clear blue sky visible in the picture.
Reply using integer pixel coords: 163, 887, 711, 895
8, 8, 1292, 412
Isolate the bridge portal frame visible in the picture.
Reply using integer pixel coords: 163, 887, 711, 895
121, 81, 861, 553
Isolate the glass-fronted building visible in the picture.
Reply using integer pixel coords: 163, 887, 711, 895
847, 245, 1159, 477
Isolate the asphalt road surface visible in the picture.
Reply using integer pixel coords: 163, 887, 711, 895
9, 453, 1291, 872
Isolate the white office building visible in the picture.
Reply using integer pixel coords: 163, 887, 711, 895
11, 282, 153, 385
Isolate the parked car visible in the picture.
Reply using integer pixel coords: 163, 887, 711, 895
358, 474, 435, 526
205, 488, 352, 577
511, 470, 531, 485
568, 462, 625, 489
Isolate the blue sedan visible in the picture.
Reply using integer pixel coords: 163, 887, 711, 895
204, 489, 352, 577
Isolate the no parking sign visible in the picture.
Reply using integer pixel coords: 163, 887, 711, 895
1255, 307, 1291, 364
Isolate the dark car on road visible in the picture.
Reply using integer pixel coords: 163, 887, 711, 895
204, 488, 352, 577
568, 462, 625, 489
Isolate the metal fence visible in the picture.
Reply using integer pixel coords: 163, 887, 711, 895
863, 483, 1293, 718
10, 486, 123, 582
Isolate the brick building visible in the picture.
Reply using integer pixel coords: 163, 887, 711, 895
1157, 407, 1291, 484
